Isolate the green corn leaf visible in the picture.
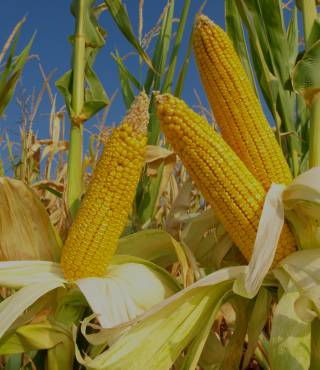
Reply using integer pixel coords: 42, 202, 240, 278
289, 5, 309, 167
156, 0, 174, 92
162, 0, 191, 93
112, 255, 181, 292
54, 288, 88, 326
58, 62, 109, 123
295, 0, 320, 11
136, 1, 174, 222
56, 0, 109, 122
225, 0, 257, 93
40, 184, 63, 198
117, 229, 179, 267
144, 0, 174, 95
219, 296, 252, 370
174, 19, 193, 98
4, 354, 21, 370
292, 38, 320, 104
175, 0, 206, 98
256, 0, 291, 86
287, 6, 299, 70
283, 167, 320, 250
305, 19, 320, 49
47, 333, 74, 370
235, 0, 280, 125
104, 0, 153, 70
82, 63, 109, 119
179, 304, 217, 370
274, 248, 320, 320
1, 321, 74, 370
112, 51, 138, 109
198, 325, 225, 369
270, 291, 311, 370
135, 97, 161, 225
0, 28, 20, 90
0, 34, 34, 117
135, 168, 163, 227
0, 321, 71, 355
242, 288, 272, 369
310, 318, 320, 370
112, 51, 142, 91
78, 287, 219, 370
136, 0, 194, 227
71, 0, 106, 49
75, 267, 245, 370
235, 0, 300, 174
297, 94, 309, 166
116, 69, 135, 110
56, 68, 109, 123
55, 70, 73, 117
181, 209, 233, 269
0, 280, 63, 339
118, 230, 192, 286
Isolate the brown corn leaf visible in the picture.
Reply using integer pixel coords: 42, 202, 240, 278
145, 145, 176, 218
165, 177, 194, 236
0, 177, 61, 261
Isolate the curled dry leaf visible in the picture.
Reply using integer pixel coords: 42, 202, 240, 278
145, 145, 176, 177
145, 145, 177, 221
0, 177, 61, 262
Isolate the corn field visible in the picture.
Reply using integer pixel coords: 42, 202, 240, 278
0, 0, 320, 369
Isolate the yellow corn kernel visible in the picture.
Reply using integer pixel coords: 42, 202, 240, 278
156, 93, 295, 264
193, 15, 292, 191
61, 92, 149, 280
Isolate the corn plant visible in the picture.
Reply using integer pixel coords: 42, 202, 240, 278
0, 17, 34, 118
2, 1, 320, 369
0, 2, 189, 369
67, 2, 320, 369
56, 0, 109, 218
107, 0, 196, 229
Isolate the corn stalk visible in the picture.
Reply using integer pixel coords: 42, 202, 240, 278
56, 0, 109, 218
67, 0, 86, 218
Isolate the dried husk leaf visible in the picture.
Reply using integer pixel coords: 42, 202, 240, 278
0, 177, 61, 261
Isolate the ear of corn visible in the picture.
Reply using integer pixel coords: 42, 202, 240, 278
193, 15, 292, 191
156, 93, 296, 265
61, 92, 149, 281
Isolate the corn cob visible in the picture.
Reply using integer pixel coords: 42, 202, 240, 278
61, 92, 149, 280
156, 94, 295, 264
193, 15, 292, 191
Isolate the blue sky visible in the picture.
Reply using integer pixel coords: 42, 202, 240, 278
0, 1, 226, 150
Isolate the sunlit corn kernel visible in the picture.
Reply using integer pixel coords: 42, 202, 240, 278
61, 92, 149, 281
156, 93, 296, 265
193, 15, 292, 191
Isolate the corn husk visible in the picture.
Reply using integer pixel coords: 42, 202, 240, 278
76, 256, 179, 328
283, 167, 320, 250
0, 255, 179, 349
0, 177, 61, 261
270, 290, 311, 370
74, 266, 244, 370
233, 184, 285, 298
